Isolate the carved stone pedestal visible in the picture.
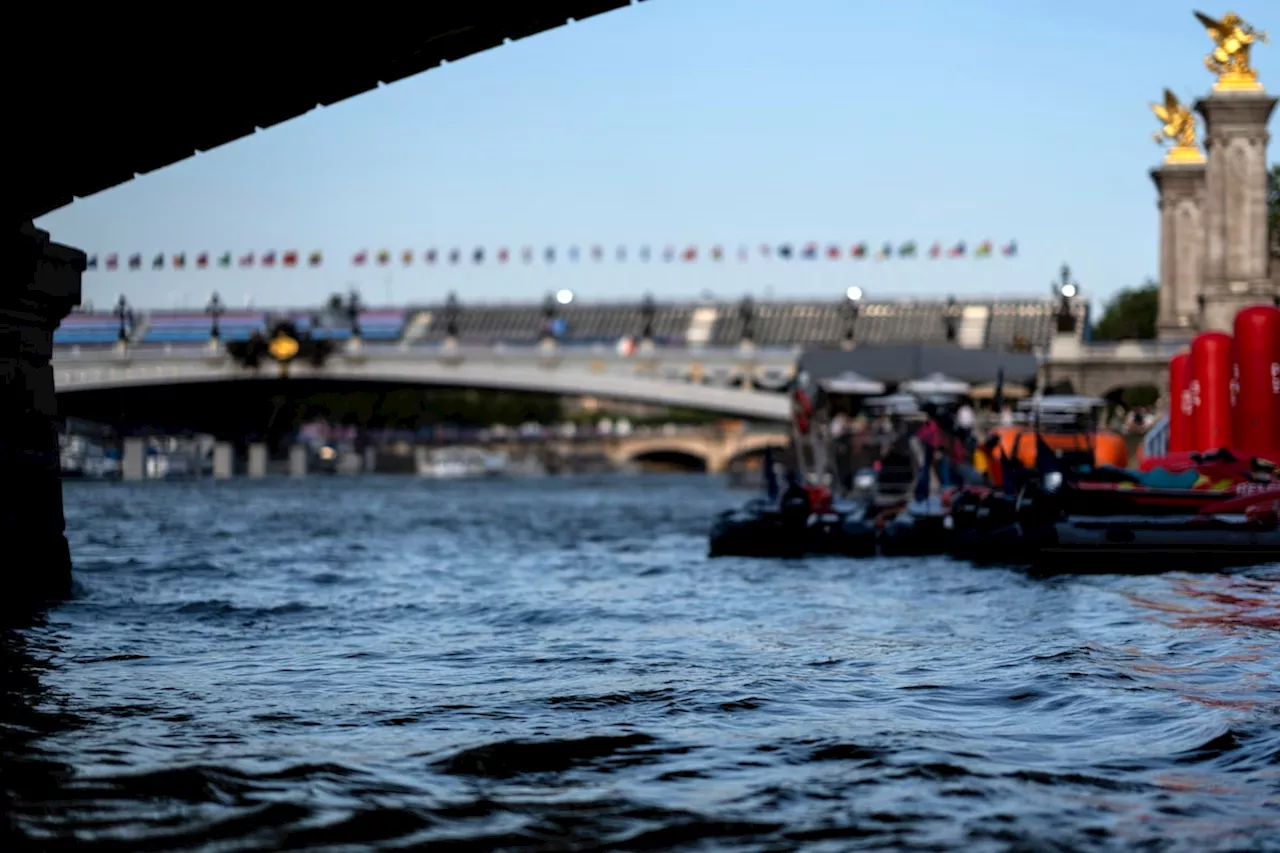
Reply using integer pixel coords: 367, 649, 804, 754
1, 223, 83, 619
1150, 161, 1206, 340
1195, 90, 1279, 332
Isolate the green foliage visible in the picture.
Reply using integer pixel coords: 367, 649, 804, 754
1091, 282, 1158, 341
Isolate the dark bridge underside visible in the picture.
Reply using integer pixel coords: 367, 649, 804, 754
16, 1, 637, 224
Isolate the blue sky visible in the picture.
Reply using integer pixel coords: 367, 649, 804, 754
38, 0, 1278, 312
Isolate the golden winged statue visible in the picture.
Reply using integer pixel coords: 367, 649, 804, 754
1194, 10, 1269, 90
1151, 88, 1203, 163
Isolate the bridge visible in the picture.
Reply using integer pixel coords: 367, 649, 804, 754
52, 294, 1180, 405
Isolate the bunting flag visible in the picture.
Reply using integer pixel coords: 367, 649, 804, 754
87, 239, 1021, 271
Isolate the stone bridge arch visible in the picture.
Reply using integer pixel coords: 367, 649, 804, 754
607, 431, 788, 474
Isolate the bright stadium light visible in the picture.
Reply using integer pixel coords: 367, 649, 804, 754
845, 286, 863, 302
556, 289, 574, 305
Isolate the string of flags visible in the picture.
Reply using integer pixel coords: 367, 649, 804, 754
84, 240, 1019, 271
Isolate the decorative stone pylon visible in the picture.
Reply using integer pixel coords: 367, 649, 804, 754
1149, 88, 1207, 339
1191, 11, 1279, 331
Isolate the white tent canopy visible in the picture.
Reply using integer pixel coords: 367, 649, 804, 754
820, 370, 886, 396
900, 372, 970, 396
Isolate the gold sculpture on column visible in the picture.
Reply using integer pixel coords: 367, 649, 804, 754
1151, 89, 1205, 163
1194, 11, 1269, 91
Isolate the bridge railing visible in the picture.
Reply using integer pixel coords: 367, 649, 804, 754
1140, 414, 1170, 459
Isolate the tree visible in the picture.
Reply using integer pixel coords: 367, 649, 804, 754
1091, 281, 1158, 341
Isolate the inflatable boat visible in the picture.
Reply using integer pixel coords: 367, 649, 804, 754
708, 491, 879, 559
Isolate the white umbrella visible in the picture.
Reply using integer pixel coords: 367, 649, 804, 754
900, 372, 970, 396
820, 370, 886, 396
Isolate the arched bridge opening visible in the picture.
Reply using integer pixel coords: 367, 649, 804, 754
627, 450, 708, 474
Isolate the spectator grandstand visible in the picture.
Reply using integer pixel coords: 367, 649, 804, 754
58, 297, 1088, 352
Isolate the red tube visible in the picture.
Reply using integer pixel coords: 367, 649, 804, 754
1232, 305, 1280, 460
1190, 331, 1233, 452
1168, 351, 1192, 453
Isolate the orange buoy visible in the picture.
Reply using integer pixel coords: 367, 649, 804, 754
1231, 305, 1280, 461
1190, 331, 1233, 453
1168, 351, 1192, 453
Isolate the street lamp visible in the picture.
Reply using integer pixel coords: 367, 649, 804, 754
541, 291, 558, 343
113, 294, 130, 342
944, 294, 959, 343
738, 295, 756, 344
205, 292, 225, 340
1053, 264, 1079, 334
347, 289, 363, 339
444, 290, 460, 340
842, 286, 862, 346
555, 288, 574, 305
640, 292, 657, 342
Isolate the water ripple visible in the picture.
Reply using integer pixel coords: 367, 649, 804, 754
4, 475, 1278, 852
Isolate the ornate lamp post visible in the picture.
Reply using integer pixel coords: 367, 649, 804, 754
943, 294, 959, 343
113, 294, 130, 343
841, 286, 863, 348
346, 289, 363, 340
205, 291, 225, 340
738, 295, 756, 347
541, 292, 558, 344
443, 291, 461, 341
640, 292, 657, 343
1053, 264, 1079, 334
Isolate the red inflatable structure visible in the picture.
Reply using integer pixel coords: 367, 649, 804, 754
1190, 331, 1233, 452
1168, 351, 1192, 453
1231, 305, 1280, 461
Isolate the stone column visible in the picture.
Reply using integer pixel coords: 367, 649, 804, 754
1150, 161, 1206, 339
121, 438, 146, 481
1195, 90, 1279, 332
1, 222, 83, 615
363, 446, 377, 475
289, 444, 307, 477
247, 443, 268, 478
212, 442, 234, 479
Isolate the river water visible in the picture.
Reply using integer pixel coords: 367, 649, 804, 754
4, 475, 1279, 852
